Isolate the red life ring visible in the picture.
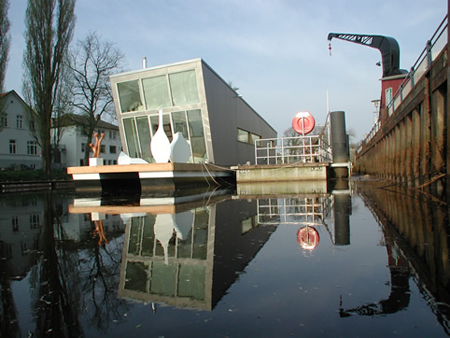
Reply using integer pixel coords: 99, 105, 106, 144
292, 111, 315, 135
297, 227, 320, 250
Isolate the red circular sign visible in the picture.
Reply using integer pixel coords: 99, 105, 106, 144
292, 111, 315, 135
297, 227, 320, 250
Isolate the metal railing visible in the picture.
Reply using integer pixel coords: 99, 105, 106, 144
257, 196, 333, 225
359, 15, 448, 150
387, 16, 447, 116
255, 135, 332, 165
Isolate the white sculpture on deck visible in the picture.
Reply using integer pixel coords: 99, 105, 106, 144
170, 132, 191, 163
150, 109, 172, 163
150, 109, 192, 163
117, 152, 148, 165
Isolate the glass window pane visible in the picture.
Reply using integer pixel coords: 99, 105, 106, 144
251, 133, 261, 144
123, 118, 140, 158
124, 261, 149, 292
237, 128, 249, 143
117, 80, 143, 113
150, 261, 177, 296
172, 111, 189, 139
178, 265, 205, 300
150, 113, 173, 142
143, 75, 171, 110
169, 70, 199, 106
136, 116, 153, 163
187, 109, 207, 162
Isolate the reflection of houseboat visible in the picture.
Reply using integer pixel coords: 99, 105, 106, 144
68, 58, 276, 189
69, 188, 277, 311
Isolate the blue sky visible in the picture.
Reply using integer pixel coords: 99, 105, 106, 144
5, 0, 447, 141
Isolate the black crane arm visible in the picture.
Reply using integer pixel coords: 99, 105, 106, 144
327, 33, 407, 78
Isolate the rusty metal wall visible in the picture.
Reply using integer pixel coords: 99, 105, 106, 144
354, 49, 448, 198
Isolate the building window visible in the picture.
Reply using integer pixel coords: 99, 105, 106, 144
12, 217, 19, 231
117, 80, 143, 113
237, 128, 249, 143
17, 115, 23, 129
0, 113, 7, 127
169, 70, 199, 106
27, 141, 38, 155
110, 145, 116, 154
30, 214, 40, 229
9, 140, 16, 154
237, 128, 260, 145
100, 145, 105, 154
81, 143, 85, 152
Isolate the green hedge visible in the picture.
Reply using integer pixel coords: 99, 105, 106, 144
0, 169, 71, 182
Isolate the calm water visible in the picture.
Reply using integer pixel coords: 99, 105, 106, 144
0, 179, 449, 337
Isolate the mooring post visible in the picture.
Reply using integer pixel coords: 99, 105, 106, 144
330, 111, 349, 178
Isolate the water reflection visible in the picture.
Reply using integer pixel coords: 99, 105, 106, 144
0, 179, 449, 336
355, 180, 450, 333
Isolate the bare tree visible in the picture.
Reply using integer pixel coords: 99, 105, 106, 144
0, 0, 10, 133
0, 0, 10, 93
22, 0, 76, 175
67, 32, 125, 165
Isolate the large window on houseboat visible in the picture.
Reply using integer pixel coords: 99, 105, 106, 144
136, 116, 153, 162
117, 80, 143, 113
187, 109, 207, 162
123, 118, 139, 158
172, 111, 189, 139
142, 75, 171, 110
121, 109, 208, 163
169, 70, 199, 106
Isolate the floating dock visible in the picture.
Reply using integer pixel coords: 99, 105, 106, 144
232, 162, 329, 183
67, 162, 234, 191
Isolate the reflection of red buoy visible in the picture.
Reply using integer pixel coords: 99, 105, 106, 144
292, 111, 315, 135
297, 227, 320, 250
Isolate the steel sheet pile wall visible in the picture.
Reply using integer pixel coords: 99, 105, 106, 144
354, 49, 448, 197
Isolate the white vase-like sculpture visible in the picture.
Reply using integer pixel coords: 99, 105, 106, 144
154, 214, 174, 265
173, 210, 194, 240
170, 132, 191, 163
150, 109, 171, 163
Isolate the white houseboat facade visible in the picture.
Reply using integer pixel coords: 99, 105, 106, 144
110, 58, 277, 167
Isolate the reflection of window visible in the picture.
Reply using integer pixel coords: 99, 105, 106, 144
27, 141, 38, 155
169, 70, 199, 106
17, 115, 23, 128
242, 216, 257, 234
12, 217, 19, 231
118, 80, 143, 113
124, 261, 149, 293
30, 214, 40, 229
0, 112, 7, 127
9, 140, 16, 154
